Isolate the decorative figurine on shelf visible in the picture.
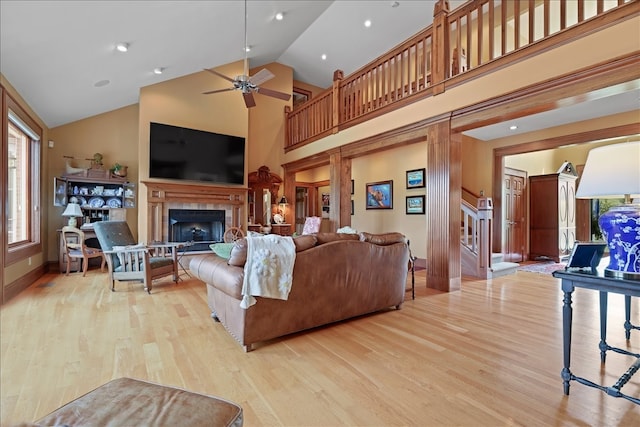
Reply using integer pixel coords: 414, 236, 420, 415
91, 152, 104, 169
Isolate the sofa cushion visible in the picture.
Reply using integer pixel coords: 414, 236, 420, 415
228, 235, 317, 267
293, 235, 317, 252
228, 238, 248, 266
359, 232, 406, 246
314, 232, 360, 245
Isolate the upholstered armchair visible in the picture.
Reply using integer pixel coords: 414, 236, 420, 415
93, 221, 179, 293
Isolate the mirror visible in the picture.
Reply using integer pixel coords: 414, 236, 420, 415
263, 189, 271, 225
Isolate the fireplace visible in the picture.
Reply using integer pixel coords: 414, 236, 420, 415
168, 209, 225, 252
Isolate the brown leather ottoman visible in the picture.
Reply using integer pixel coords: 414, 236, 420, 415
35, 377, 243, 426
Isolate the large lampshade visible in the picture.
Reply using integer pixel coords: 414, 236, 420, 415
62, 202, 83, 227
576, 141, 640, 279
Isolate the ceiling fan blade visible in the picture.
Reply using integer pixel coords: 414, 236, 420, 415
257, 87, 292, 101
204, 68, 235, 83
243, 92, 256, 108
249, 68, 274, 86
202, 87, 235, 95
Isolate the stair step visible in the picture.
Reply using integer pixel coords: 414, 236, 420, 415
490, 261, 519, 278
492, 253, 504, 263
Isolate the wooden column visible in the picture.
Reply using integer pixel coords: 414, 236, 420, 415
328, 150, 343, 232
339, 157, 352, 228
426, 117, 461, 292
282, 166, 296, 230
431, 0, 450, 95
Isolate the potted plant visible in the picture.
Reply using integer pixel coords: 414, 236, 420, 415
110, 163, 128, 177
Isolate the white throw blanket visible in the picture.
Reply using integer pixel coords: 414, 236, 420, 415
240, 234, 296, 308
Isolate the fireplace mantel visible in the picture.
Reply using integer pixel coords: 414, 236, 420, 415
142, 180, 248, 243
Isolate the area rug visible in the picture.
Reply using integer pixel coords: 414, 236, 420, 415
518, 262, 566, 275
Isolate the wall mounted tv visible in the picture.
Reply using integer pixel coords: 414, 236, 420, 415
149, 122, 245, 185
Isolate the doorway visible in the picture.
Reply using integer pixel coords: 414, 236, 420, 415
503, 167, 526, 262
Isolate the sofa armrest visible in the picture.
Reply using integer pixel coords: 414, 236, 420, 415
189, 254, 244, 300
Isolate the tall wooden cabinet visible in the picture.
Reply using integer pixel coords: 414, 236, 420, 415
247, 166, 281, 227
529, 163, 578, 262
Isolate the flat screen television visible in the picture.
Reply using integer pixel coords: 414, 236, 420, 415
149, 122, 245, 185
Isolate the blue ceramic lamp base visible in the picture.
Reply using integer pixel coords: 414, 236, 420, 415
599, 203, 640, 280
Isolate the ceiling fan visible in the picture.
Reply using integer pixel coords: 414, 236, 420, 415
202, 0, 291, 108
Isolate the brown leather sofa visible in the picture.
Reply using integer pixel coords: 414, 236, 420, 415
189, 232, 410, 351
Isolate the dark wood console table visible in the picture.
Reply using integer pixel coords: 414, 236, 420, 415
552, 269, 640, 405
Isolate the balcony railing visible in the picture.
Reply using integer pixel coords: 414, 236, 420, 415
285, 0, 635, 151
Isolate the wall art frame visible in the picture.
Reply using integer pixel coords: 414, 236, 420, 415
406, 195, 425, 214
406, 168, 425, 189
366, 180, 393, 209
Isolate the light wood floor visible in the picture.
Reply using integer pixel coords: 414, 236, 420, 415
1, 267, 639, 426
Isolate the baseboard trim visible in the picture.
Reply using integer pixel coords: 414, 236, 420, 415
2, 264, 48, 305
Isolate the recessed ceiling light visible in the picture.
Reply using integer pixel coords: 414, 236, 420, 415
275, 12, 284, 21
364, 20, 372, 28
244, 46, 251, 52
153, 67, 164, 75
115, 42, 129, 52
321, 54, 327, 60
509, 125, 518, 130
94, 79, 110, 87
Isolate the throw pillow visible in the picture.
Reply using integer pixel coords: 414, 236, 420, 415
210, 243, 235, 260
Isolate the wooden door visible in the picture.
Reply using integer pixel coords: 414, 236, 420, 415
504, 168, 526, 262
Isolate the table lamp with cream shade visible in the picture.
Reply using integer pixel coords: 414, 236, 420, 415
575, 141, 640, 279
62, 202, 83, 227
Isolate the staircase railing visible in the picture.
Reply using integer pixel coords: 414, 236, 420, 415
285, 0, 635, 150
461, 197, 493, 278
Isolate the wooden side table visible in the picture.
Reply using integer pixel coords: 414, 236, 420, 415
271, 224, 292, 236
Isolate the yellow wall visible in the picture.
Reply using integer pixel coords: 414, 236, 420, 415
352, 142, 428, 258
247, 62, 293, 177
48, 104, 140, 259
137, 60, 294, 242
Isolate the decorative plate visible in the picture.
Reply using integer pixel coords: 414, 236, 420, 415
88, 197, 105, 208
78, 197, 87, 207
106, 197, 122, 208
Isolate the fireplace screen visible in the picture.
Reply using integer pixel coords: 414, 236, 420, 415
168, 209, 225, 252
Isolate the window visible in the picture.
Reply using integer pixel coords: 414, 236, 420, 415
4, 93, 42, 264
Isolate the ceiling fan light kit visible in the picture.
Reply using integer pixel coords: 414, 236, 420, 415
202, 0, 291, 108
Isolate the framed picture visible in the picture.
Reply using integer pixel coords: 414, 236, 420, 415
406, 195, 425, 214
366, 180, 393, 209
406, 168, 425, 189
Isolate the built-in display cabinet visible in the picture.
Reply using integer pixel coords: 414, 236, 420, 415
54, 173, 136, 225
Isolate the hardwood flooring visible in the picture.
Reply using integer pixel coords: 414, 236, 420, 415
1, 268, 639, 426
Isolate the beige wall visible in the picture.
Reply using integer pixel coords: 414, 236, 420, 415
48, 104, 140, 259
247, 62, 293, 178
352, 142, 428, 259
1, 74, 50, 288
137, 60, 294, 241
